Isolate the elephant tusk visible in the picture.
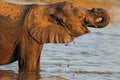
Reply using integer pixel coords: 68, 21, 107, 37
95, 17, 103, 28
95, 17, 102, 23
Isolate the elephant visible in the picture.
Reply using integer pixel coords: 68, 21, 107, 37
0, 1, 110, 72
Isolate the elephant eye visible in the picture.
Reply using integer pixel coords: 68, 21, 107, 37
58, 19, 63, 23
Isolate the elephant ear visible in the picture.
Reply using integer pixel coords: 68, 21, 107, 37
26, 6, 73, 44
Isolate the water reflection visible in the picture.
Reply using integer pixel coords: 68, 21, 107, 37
18, 71, 40, 80
0, 70, 16, 80
0, 70, 40, 80
0, 70, 69, 80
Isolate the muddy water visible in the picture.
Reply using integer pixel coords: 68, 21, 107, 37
0, 24, 120, 80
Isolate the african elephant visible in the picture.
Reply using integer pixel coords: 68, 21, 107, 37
0, 1, 110, 72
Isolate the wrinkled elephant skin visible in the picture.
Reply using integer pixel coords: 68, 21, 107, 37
0, 1, 110, 72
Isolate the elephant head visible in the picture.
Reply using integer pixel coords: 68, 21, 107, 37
26, 1, 110, 44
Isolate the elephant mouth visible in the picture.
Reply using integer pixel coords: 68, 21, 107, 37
58, 19, 90, 37
50, 14, 90, 37
84, 17, 103, 28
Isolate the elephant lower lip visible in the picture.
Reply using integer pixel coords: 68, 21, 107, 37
85, 23, 98, 28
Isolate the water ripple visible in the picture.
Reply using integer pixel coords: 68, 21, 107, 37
73, 70, 120, 75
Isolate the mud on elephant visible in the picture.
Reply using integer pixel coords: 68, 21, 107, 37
0, 1, 110, 72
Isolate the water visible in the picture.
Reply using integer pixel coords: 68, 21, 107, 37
0, 24, 120, 80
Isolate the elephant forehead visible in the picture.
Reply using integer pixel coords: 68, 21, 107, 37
0, 2, 25, 22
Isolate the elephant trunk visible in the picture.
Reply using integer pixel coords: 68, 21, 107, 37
88, 8, 110, 28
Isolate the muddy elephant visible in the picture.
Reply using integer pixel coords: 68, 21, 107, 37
0, 1, 110, 72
